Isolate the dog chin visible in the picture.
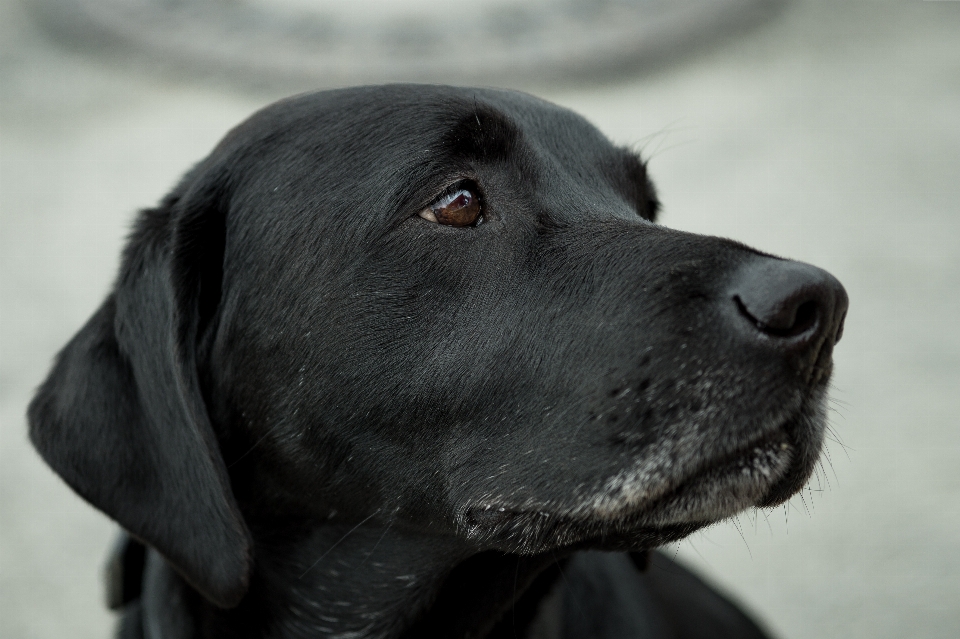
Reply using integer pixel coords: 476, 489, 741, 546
458, 400, 828, 555
632, 438, 790, 523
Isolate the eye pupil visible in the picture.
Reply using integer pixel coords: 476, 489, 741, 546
431, 188, 482, 227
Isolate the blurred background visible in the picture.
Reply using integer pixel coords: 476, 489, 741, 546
1, 1, 958, 637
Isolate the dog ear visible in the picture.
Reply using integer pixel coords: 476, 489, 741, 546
28, 169, 252, 608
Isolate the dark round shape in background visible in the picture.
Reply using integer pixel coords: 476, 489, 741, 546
28, 0, 787, 89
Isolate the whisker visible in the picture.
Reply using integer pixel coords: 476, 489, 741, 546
684, 535, 715, 569
300, 509, 381, 578
730, 515, 752, 559
825, 425, 854, 454
827, 393, 850, 405
797, 488, 811, 518
227, 428, 277, 469
630, 119, 695, 160
358, 518, 395, 569
552, 551, 588, 620
759, 507, 774, 535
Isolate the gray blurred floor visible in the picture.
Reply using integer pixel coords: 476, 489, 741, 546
2, 1, 958, 638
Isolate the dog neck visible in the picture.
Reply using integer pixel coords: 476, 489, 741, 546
144, 522, 563, 638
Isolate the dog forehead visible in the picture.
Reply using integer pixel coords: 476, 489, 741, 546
219, 85, 615, 170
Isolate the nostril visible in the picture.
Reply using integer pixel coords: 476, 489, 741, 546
729, 258, 848, 347
790, 300, 819, 336
729, 257, 848, 369
734, 295, 820, 339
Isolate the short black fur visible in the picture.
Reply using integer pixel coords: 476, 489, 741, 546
28, 85, 847, 638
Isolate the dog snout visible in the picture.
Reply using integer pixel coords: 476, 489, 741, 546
730, 258, 848, 362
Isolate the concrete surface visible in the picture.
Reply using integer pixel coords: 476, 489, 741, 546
27, 0, 786, 87
2, 1, 958, 637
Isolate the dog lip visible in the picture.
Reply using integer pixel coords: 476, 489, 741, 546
461, 420, 796, 548
585, 426, 796, 531
678, 428, 793, 489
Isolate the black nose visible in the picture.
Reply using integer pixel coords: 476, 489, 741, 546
730, 258, 848, 360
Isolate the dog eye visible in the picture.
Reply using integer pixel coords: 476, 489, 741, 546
419, 187, 483, 227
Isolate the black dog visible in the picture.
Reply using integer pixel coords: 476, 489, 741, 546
28, 85, 847, 638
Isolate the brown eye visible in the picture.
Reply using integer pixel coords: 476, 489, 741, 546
419, 188, 482, 227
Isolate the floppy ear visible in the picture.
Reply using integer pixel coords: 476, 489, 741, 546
28, 170, 252, 608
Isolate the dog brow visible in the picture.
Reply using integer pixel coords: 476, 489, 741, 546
616, 148, 660, 221
440, 105, 520, 162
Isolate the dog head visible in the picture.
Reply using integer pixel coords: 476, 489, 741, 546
28, 85, 847, 608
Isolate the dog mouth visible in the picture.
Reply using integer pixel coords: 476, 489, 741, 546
458, 416, 810, 554
628, 428, 795, 525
